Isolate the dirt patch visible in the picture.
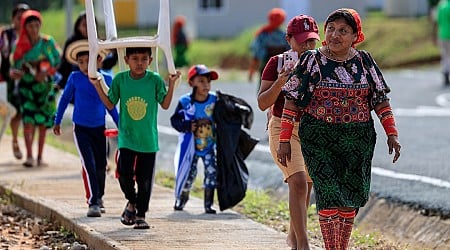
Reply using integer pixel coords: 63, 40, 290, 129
0, 202, 91, 250
356, 195, 450, 250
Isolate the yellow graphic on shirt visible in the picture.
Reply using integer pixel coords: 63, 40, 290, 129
205, 103, 214, 117
126, 96, 147, 120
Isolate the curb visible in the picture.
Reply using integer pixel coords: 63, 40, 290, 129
0, 185, 129, 250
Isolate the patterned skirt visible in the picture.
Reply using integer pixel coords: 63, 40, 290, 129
299, 113, 377, 211
19, 79, 56, 128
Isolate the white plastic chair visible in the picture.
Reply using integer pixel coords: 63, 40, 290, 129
84, 0, 177, 82
0, 82, 16, 142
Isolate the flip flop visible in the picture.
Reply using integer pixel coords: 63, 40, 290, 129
120, 203, 136, 226
133, 219, 149, 229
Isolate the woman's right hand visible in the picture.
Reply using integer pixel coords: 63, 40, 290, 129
276, 67, 290, 87
276, 142, 291, 167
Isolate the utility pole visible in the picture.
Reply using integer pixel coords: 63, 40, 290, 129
65, 0, 74, 38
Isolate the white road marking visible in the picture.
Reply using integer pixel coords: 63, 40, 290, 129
394, 92, 450, 116
395, 106, 450, 116
158, 125, 450, 189
372, 167, 450, 189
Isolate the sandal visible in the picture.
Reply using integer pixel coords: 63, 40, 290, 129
133, 219, 149, 229
37, 157, 48, 167
120, 203, 136, 226
23, 157, 34, 168
12, 141, 22, 160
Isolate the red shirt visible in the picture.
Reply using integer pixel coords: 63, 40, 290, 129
261, 55, 300, 121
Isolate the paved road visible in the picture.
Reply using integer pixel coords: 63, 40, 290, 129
156, 67, 450, 216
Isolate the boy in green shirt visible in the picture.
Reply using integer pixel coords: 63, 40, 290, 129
434, 0, 450, 85
91, 47, 180, 229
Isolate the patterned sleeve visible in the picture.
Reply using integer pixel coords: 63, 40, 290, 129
359, 50, 390, 109
41, 36, 61, 72
282, 50, 321, 108
46, 36, 61, 67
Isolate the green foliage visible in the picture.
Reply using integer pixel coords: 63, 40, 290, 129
58, 226, 76, 238
0, 189, 14, 204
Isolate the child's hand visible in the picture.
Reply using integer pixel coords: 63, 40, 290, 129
191, 121, 197, 132
168, 71, 181, 86
88, 77, 101, 87
53, 124, 61, 136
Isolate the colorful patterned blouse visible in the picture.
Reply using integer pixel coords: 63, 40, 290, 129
282, 48, 390, 124
12, 35, 60, 83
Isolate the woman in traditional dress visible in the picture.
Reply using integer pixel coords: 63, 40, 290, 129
10, 10, 61, 167
277, 8, 401, 249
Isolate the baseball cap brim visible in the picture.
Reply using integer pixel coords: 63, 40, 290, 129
205, 71, 219, 80
293, 32, 320, 44
65, 40, 107, 65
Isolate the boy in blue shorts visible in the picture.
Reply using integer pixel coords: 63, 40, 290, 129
171, 64, 219, 214
91, 47, 180, 229
53, 40, 119, 217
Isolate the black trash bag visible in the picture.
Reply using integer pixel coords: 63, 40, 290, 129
213, 91, 259, 211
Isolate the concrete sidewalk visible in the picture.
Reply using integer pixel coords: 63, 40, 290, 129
0, 135, 322, 250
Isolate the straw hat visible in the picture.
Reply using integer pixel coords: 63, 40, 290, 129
65, 39, 107, 65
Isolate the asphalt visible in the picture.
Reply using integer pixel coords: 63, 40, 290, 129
0, 135, 323, 250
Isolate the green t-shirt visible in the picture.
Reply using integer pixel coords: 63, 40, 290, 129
437, 0, 450, 39
109, 70, 167, 153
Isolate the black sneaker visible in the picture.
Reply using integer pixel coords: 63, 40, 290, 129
87, 205, 101, 217
99, 200, 106, 213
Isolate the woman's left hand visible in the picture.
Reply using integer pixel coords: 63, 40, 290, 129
387, 135, 401, 163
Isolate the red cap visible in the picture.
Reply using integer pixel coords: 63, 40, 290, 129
187, 64, 219, 81
287, 15, 320, 44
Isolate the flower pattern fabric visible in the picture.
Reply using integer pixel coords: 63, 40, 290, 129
282, 49, 390, 123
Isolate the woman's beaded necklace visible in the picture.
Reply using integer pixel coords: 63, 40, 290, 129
325, 45, 354, 62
